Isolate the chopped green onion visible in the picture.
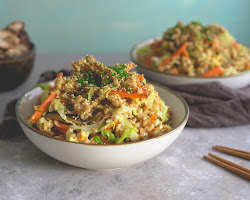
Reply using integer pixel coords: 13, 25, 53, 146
116, 127, 138, 144
101, 130, 117, 143
93, 136, 103, 144
36, 83, 50, 91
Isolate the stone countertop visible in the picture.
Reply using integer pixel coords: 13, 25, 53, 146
0, 54, 249, 200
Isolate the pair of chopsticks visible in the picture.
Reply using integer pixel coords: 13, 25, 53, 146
203, 145, 250, 180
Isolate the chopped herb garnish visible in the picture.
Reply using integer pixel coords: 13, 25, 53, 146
191, 21, 203, 27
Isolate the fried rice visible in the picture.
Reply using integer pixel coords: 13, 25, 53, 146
137, 21, 250, 77
28, 55, 172, 144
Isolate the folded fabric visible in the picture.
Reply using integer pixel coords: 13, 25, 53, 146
168, 82, 250, 128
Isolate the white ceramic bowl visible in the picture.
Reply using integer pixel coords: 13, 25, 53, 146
16, 82, 189, 170
131, 38, 250, 89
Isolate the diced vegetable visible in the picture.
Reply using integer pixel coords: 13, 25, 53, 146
116, 127, 138, 144
93, 136, 103, 144
101, 130, 117, 143
29, 90, 57, 123
161, 43, 189, 66
201, 65, 223, 77
88, 88, 94, 101
161, 100, 168, 122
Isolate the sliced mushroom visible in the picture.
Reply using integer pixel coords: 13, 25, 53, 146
0, 30, 20, 49
6, 21, 25, 34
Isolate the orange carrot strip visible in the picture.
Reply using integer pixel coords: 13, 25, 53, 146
57, 72, 63, 78
201, 65, 223, 77
125, 63, 136, 72
161, 43, 188, 66
171, 67, 179, 75
151, 114, 157, 121
182, 49, 189, 57
108, 90, 148, 98
29, 91, 57, 123
233, 42, 240, 50
246, 65, 250, 70
138, 74, 144, 82
137, 82, 146, 88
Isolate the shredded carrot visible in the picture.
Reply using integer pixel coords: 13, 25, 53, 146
137, 82, 146, 88
161, 43, 188, 66
138, 74, 144, 82
29, 91, 57, 123
125, 63, 136, 71
233, 42, 240, 50
150, 114, 157, 121
105, 123, 116, 132
57, 72, 63, 78
246, 65, 250, 70
201, 65, 223, 77
182, 49, 189, 57
171, 67, 179, 75
108, 89, 148, 98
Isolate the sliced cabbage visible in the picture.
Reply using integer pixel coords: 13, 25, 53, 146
120, 115, 132, 129
88, 88, 94, 101
223, 66, 238, 76
101, 130, 116, 143
53, 100, 72, 124
137, 46, 152, 55
53, 100, 104, 133
37, 83, 51, 91
99, 121, 115, 131
113, 104, 136, 115
117, 115, 139, 143
116, 127, 138, 144
129, 129, 139, 141
70, 119, 104, 133
151, 56, 162, 69
161, 99, 169, 122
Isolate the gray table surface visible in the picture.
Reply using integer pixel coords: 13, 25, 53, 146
0, 54, 249, 200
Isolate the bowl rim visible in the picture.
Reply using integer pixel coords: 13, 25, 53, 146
16, 81, 189, 147
0, 43, 35, 61
130, 37, 250, 79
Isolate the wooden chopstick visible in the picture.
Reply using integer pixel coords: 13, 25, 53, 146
208, 153, 250, 173
203, 154, 250, 180
213, 145, 250, 160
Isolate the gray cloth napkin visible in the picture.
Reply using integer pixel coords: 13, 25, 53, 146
168, 82, 250, 127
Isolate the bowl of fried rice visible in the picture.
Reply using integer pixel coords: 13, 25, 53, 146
131, 21, 250, 89
16, 55, 189, 170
